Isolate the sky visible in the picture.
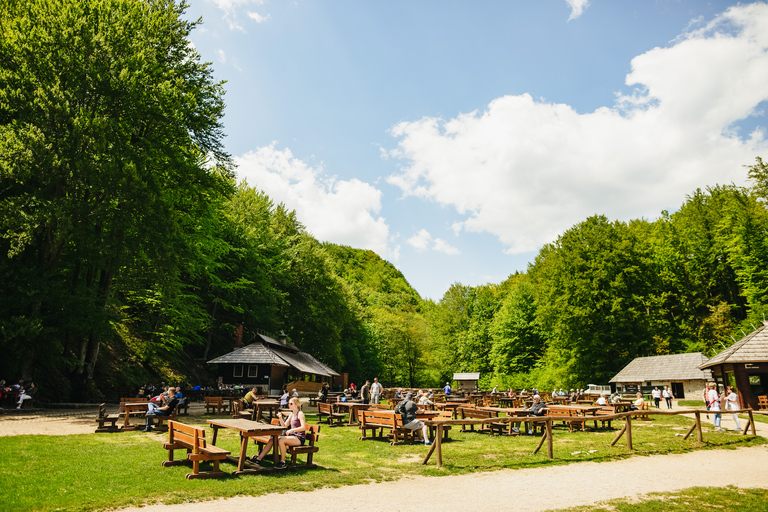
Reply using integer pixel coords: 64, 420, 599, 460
183, 0, 768, 301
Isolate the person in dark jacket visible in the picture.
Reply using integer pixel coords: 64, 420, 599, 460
144, 395, 179, 432
360, 380, 371, 404
319, 382, 329, 403
395, 392, 431, 445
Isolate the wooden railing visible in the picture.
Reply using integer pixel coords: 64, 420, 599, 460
421, 408, 759, 467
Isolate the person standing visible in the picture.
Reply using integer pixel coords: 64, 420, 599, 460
319, 382, 329, 403
652, 387, 661, 408
662, 386, 673, 409
703, 385, 711, 419
725, 385, 741, 431
708, 383, 723, 431
443, 382, 451, 396
371, 377, 382, 404
360, 380, 370, 405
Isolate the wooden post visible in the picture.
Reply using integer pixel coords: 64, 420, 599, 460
610, 422, 627, 447
749, 410, 756, 436
682, 420, 697, 440
422, 426, 438, 465
695, 411, 703, 443
436, 424, 443, 467
533, 427, 547, 455
546, 419, 553, 459
626, 414, 633, 451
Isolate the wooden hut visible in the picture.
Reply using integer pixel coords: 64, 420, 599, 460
609, 352, 712, 398
453, 372, 480, 392
700, 321, 768, 409
207, 332, 338, 396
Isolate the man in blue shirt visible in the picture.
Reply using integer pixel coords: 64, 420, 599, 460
443, 382, 451, 395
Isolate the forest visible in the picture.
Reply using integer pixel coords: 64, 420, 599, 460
2, 0, 768, 401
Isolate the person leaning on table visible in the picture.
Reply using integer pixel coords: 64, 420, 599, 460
242, 386, 259, 409
251, 396, 306, 469
395, 392, 432, 446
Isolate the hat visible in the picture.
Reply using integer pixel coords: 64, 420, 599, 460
405, 392, 414, 400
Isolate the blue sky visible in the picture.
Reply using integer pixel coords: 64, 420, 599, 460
184, 1, 768, 301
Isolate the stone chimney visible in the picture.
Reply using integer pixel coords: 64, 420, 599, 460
278, 331, 287, 345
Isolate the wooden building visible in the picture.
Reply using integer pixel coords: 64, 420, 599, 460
609, 352, 712, 398
207, 332, 338, 395
453, 372, 480, 392
699, 321, 768, 409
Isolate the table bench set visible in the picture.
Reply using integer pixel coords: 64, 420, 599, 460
161, 418, 321, 479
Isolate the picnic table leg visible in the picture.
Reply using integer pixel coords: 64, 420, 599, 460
272, 433, 280, 464
211, 425, 219, 446
238, 433, 248, 472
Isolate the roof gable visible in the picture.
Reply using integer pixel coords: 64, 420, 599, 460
701, 322, 768, 368
610, 353, 712, 383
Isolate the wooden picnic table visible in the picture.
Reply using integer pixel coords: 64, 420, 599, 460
547, 404, 602, 431
206, 418, 284, 475
333, 402, 370, 425
122, 402, 148, 431
477, 406, 539, 434
251, 400, 280, 422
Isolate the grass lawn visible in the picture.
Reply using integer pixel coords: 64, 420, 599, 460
0, 410, 764, 512
550, 486, 768, 511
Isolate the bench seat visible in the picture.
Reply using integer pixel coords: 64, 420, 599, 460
162, 421, 230, 479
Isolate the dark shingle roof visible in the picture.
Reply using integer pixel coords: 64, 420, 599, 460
207, 336, 339, 378
609, 353, 712, 383
700, 321, 768, 368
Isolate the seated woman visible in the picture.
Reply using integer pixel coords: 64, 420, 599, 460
251, 397, 306, 469
629, 392, 645, 411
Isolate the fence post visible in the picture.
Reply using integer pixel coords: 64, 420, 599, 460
546, 419, 553, 459
626, 414, 633, 450
695, 411, 703, 443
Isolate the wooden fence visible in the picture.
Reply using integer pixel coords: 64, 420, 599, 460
421, 408, 759, 467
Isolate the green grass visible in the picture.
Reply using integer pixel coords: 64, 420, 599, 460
0, 411, 764, 512
550, 486, 768, 511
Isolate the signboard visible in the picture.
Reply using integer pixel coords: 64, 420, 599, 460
622, 384, 639, 394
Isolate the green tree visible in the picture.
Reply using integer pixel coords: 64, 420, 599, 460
0, 0, 231, 395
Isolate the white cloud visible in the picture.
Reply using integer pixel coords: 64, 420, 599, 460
386, 3, 768, 255
406, 229, 460, 255
247, 12, 271, 23
565, 0, 589, 21
235, 144, 396, 260
207, 0, 269, 31
215, 49, 227, 63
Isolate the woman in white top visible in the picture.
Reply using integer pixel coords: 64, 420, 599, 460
707, 383, 723, 431
725, 385, 741, 431
596, 394, 607, 406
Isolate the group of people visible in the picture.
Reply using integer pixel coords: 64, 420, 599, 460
320, 377, 384, 405
704, 382, 741, 431
143, 385, 183, 432
650, 386, 675, 409
0, 379, 37, 409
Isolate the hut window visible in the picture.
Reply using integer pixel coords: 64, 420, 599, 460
233, 365, 243, 378
248, 365, 258, 378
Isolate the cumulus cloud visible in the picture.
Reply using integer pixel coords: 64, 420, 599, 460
247, 12, 271, 23
215, 49, 227, 63
565, 0, 589, 21
235, 144, 397, 260
207, 0, 268, 31
407, 229, 460, 255
386, 3, 768, 255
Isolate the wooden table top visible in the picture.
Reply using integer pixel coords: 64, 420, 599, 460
207, 418, 282, 433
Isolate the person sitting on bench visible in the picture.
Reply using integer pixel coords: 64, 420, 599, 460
395, 392, 432, 445
144, 394, 179, 432
242, 386, 259, 409
251, 397, 306, 469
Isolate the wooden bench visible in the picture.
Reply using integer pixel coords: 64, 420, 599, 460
251, 418, 322, 469
458, 407, 500, 433
317, 402, 345, 427
119, 397, 148, 416
151, 404, 180, 432
633, 402, 652, 421
358, 409, 420, 445
758, 395, 768, 411
595, 406, 615, 429
94, 403, 120, 433
161, 421, 230, 479
204, 396, 229, 415
177, 398, 189, 415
